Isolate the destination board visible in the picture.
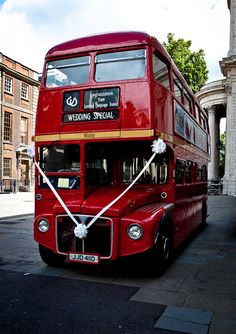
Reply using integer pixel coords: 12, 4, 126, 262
62, 110, 119, 122
84, 87, 119, 110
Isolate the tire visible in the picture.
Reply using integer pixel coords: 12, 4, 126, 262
148, 225, 173, 276
39, 244, 66, 266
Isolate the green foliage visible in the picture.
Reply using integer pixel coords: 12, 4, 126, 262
219, 132, 225, 178
163, 33, 208, 93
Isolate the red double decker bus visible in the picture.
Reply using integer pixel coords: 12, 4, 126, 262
34, 31, 210, 272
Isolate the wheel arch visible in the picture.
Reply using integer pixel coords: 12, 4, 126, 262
154, 208, 174, 245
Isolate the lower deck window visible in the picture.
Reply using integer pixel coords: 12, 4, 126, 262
123, 157, 168, 184
38, 141, 170, 190
176, 159, 185, 184
86, 141, 169, 186
86, 143, 112, 186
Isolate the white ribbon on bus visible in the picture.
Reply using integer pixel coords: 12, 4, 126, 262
34, 138, 167, 239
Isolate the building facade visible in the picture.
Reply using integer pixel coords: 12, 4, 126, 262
197, 0, 236, 195
220, 0, 236, 195
196, 80, 226, 182
0, 53, 39, 192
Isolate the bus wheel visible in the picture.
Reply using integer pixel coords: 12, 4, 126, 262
150, 227, 173, 275
39, 244, 66, 266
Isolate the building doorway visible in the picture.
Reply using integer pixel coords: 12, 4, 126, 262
20, 159, 29, 191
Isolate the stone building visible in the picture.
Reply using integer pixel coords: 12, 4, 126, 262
0, 53, 39, 192
197, 0, 236, 195
196, 80, 226, 182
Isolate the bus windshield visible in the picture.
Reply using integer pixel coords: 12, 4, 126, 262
39, 144, 80, 172
38, 144, 81, 190
45, 56, 90, 87
95, 49, 146, 82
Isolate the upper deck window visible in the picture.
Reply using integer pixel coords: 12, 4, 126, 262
183, 89, 192, 114
173, 74, 183, 102
152, 54, 170, 89
200, 112, 207, 130
95, 49, 146, 82
45, 56, 90, 87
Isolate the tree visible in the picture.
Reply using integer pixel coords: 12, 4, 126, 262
218, 132, 225, 179
163, 33, 208, 93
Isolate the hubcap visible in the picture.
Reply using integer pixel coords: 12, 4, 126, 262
163, 236, 170, 260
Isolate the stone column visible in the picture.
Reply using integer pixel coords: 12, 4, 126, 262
208, 106, 220, 180
220, 0, 236, 195
228, 0, 236, 56
222, 77, 236, 195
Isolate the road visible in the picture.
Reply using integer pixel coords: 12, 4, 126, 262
0, 196, 236, 333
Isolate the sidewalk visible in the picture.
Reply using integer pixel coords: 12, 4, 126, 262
132, 195, 236, 334
0, 191, 34, 218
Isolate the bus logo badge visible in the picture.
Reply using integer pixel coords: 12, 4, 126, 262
66, 96, 78, 107
63, 91, 80, 112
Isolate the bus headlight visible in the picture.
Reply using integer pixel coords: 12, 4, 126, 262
127, 224, 143, 240
38, 219, 50, 233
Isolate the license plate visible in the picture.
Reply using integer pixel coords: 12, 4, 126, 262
68, 253, 100, 264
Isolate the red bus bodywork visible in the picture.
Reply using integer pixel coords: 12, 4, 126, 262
34, 32, 210, 270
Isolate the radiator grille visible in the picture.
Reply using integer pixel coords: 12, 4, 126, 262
56, 215, 112, 258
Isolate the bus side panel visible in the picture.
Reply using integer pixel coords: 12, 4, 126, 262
120, 207, 165, 256
34, 214, 57, 252
35, 90, 62, 135
186, 199, 197, 236
153, 83, 173, 135
172, 204, 186, 248
174, 194, 206, 247
192, 195, 206, 230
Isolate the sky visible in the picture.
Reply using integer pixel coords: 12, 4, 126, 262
0, 0, 230, 82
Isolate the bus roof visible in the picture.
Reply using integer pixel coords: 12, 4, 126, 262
44, 31, 197, 99
46, 31, 168, 59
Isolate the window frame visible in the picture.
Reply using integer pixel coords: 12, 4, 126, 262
176, 159, 186, 184
21, 82, 29, 100
200, 112, 207, 130
3, 158, 12, 177
173, 74, 183, 103
123, 155, 168, 185
20, 116, 28, 145
4, 76, 13, 94
186, 160, 193, 184
152, 52, 170, 89
197, 165, 203, 182
95, 48, 146, 82
45, 55, 91, 88
3, 112, 12, 142
183, 88, 192, 114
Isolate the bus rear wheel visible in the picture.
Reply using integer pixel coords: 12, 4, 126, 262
39, 244, 66, 266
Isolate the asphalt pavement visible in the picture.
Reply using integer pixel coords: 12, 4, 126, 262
0, 192, 236, 334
